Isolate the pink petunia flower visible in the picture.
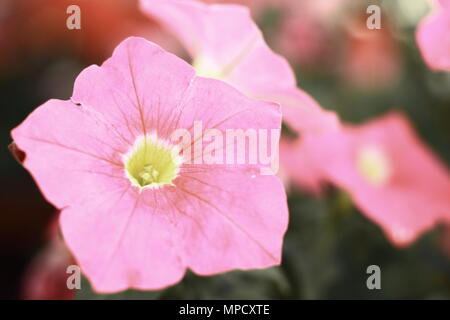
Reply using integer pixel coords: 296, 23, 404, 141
303, 112, 450, 246
416, 0, 450, 71
139, 0, 340, 192
11, 37, 288, 292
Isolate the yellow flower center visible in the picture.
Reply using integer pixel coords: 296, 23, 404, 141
356, 145, 391, 187
192, 55, 224, 79
123, 134, 182, 190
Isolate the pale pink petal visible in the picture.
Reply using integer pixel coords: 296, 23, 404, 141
271, 88, 340, 134
224, 40, 298, 97
279, 138, 324, 194
60, 189, 185, 292
176, 76, 281, 130
172, 169, 288, 273
11, 99, 129, 209
139, 0, 261, 73
273, 90, 339, 194
439, 0, 450, 9
71, 37, 196, 143
416, 3, 450, 71
174, 76, 281, 169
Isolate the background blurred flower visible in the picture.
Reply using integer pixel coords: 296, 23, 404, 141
340, 11, 402, 90
279, 138, 324, 194
279, 102, 340, 194
273, 12, 330, 68
304, 112, 450, 246
416, 0, 450, 71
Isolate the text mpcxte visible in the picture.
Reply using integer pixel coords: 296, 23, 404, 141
224, 304, 270, 315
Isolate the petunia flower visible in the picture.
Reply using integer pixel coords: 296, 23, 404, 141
11, 37, 288, 292
139, 0, 340, 192
416, 0, 450, 71
303, 112, 450, 246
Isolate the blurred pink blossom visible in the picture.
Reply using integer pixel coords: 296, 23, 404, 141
341, 13, 402, 89
416, 0, 450, 71
279, 100, 340, 193
274, 12, 329, 67
279, 138, 324, 194
203, 0, 350, 67
304, 112, 450, 246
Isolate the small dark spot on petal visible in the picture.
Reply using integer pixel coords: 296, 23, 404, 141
8, 142, 26, 163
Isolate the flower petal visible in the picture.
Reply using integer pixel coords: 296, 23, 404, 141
71, 37, 197, 142
60, 188, 185, 292
416, 4, 450, 71
173, 168, 288, 273
279, 138, 324, 194
140, 0, 261, 74
175, 76, 281, 170
11, 99, 128, 208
